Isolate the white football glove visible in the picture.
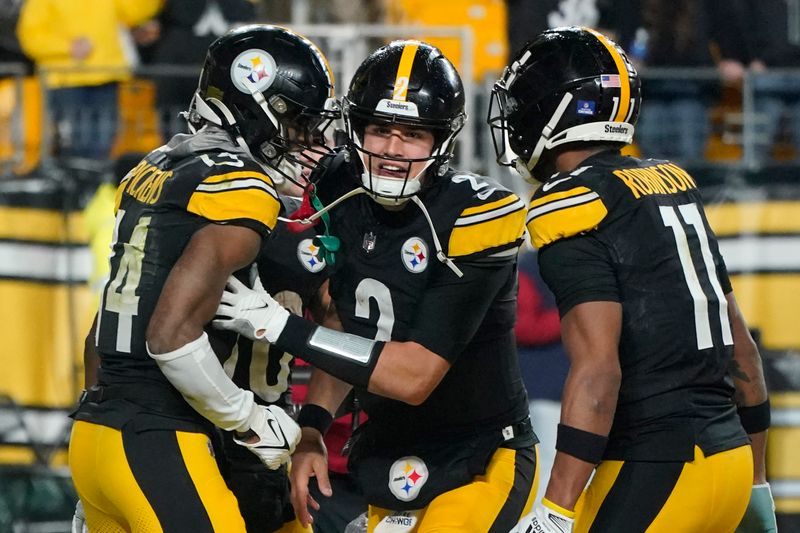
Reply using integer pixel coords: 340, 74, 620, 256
235, 404, 301, 470
71, 499, 88, 533
511, 498, 575, 533
213, 271, 289, 343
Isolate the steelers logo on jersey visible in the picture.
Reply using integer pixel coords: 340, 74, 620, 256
401, 237, 428, 273
231, 48, 277, 94
388, 456, 428, 502
297, 238, 326, 273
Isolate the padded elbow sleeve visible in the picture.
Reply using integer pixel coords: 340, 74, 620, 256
148, 332, 256, 433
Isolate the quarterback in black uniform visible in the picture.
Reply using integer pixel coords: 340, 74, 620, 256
215, 41, 538, 532
68, 26, 337, 533
488, 27, 775, 533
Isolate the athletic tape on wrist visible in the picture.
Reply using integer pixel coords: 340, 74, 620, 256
738, 399, 771, 434
556, 423, 608, 465
297, 403, 334, 435
276, 314, 383, 389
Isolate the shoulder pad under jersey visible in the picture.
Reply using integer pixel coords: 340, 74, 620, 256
183, 152, 280, 232
526, 164, 610, 249
442, 171, 527, 258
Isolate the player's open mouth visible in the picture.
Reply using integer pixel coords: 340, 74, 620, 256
376, 162, 409, 178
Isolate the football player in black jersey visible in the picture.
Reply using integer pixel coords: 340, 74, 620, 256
68, 25, 338, 533
214, 135, 343, 533
216, 210, 331, 533
215, 41, 538, 532
488, 27, 775, 533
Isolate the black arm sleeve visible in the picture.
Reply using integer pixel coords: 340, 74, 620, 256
407, 258, 517, 362
538, 235, 620, 316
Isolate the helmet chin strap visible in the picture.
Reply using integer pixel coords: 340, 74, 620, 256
408, 195, 463, 278
516, 92, 574, 184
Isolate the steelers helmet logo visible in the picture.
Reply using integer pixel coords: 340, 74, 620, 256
297, 238, 326, 273
388, 456, 428, 502
401, 237, 428, 273
231, 48, 277, 94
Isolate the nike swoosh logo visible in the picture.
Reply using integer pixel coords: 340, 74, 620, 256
541, 165, 591, 192
541, 175, 572, 192
265, 418, 290, 449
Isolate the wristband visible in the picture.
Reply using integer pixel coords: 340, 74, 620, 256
275, 314, 383, 389
556, 423, 608, 464
738, 399, 771, 434
297, 403, 334, 435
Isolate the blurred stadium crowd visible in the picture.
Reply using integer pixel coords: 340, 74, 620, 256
2, 0, 800, 178
1, 0, 800, 531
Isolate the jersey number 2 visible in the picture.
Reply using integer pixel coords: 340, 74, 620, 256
659, 203, 733, 350
355, 278, 395, 341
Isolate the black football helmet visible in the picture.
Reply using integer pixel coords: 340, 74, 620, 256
189, 24, 338, 187
488, 26, 641, 183
342, 40, 466, 205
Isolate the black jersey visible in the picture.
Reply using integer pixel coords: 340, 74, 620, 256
87, 138, 280, 428
313, 153, 530, 443
530, 150, 749, 461
215, 211, 330, 409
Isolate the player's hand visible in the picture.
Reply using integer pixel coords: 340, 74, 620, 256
510, 498, 575, 533
213, 272, 289, 343
736, 484, 778, 533
71, 499, 88, 533
290, 427, 331, 528
234, 405, 301, 470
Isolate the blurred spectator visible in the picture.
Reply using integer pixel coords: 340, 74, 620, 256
16, 0, 162, 160
709, 0, 800, 167
0, 0, 32, 75
306, 0, 385, 24
135, 0, 257, 139
505, 0, 639, 60
515, 248, 569, 504
634, 0, 715, 163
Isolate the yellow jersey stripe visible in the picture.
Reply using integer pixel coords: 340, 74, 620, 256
460, 194, 520, 217
587, 28, 630, 122
202, 170, 276, 187
456, 196, 526, 227
187, 187, 280, 232
529, 186, 594, 210
449, 207, 526, 257
393, 42, 420, 101
527, 195, 608, 249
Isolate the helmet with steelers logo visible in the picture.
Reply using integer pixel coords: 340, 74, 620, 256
342, 40, 466, 204
190, 24, 338, 185
488, 26, 641, 183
